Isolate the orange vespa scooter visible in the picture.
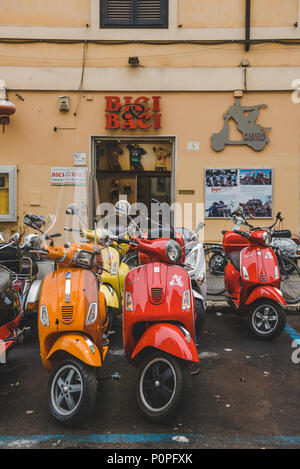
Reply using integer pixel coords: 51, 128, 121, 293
36, 206, 111, 427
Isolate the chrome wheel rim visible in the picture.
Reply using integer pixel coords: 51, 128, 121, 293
51, 364, 83, 416
252, 304, 278, 335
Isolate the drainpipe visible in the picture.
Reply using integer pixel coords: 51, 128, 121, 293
245, 0, 251, 51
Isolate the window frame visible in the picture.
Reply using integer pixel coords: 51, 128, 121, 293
0, 165, 17, 223
100, 0, 169, 29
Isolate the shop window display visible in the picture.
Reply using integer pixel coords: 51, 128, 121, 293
95, 140, 172, 209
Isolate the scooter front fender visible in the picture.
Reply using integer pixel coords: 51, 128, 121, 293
245, 286, 286, 306
46, 334, 102, 370
131, 324, 199, 364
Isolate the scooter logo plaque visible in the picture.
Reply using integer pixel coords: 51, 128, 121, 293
211, 98, 271, 152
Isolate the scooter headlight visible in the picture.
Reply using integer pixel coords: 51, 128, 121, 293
185, 251, 197, 270
263, 231, 272, 246
40, 305, 50, 327
86, 302, 98, 325
73, 250, 94, 267
166, 240, 182, 264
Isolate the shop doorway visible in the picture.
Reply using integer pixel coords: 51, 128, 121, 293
91, 137, 175, 219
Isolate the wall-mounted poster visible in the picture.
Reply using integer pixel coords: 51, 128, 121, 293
204, 168, 273, 218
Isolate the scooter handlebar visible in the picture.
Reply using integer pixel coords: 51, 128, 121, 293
233, 229, 250, 238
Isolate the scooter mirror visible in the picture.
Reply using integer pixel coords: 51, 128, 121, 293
66, 203, 79, 215
195, 222, 204, 232
114, 200, 131, 216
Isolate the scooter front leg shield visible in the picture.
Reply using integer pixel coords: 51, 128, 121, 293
46, 333, 102, 371
131, 323, 199, 364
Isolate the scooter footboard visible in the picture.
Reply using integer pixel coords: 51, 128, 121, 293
46, 334, 102, 370
131, 323, 199, 364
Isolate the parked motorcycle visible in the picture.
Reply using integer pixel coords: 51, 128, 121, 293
205, 208, 300, 303
32, 190, 112, 426
115, 198, 207, 329
0, 215, 59, 329
223, 226, 286, 339
0, 235, 24, 365
175, 224, 207, 337
110, 227, 199, 422
63, 209, 131, 324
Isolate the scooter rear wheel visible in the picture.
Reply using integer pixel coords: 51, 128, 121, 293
248, 300, 286, 340
48, 358, 97, 427
136, 351, 189, 423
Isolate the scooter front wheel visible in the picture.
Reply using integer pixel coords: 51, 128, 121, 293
136, 351, 189, 423
248, 300, 286, 340
48, 358, 97, 427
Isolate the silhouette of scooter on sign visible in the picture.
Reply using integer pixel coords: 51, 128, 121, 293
211, 99, 271, 152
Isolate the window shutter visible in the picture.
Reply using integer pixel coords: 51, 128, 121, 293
102, 0, 134, 26
101, 0, 168, 28
135, 0, 166, 26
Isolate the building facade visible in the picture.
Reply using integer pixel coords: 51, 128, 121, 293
1, 0, 300, 241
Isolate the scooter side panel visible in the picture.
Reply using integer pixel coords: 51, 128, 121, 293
131, 323, 199, 364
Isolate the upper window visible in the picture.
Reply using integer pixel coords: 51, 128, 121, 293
100, 0, 168, 28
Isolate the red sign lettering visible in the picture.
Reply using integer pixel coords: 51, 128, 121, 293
105, 95, 162, 131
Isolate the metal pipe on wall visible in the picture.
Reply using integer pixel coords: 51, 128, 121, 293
245, 0, 251, 51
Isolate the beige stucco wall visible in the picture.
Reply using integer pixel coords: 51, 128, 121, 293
1, 42, 300, 69
0, 90, 299, 242
0, 0, 90, 27
178, 0, 299, 28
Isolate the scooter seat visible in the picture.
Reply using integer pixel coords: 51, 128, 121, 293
272, 230, 291, 238
228, 251, 240, 272
0, 266, 12, 293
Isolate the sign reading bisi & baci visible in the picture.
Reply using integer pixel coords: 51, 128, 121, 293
105, 95, 161, 130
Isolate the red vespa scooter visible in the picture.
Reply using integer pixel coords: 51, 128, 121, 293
113, 230, 199, 422
223, 228, 286, 340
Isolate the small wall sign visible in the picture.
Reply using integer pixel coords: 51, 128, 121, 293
211, 98, 271, 152
105, 95, 162, 130
187, 142, 200, 151
74, 152, 87, 166
51, 167, 87, 185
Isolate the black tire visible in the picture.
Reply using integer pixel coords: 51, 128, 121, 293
195, 298, 205, 341
279, 254, 300, 304
48, 358, 97, 427
248, 300, 286, 340
204, 246, 227, 296
136, 351, 188, 423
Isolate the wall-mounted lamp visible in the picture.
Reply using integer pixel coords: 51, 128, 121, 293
0, 79, 16, 133
128, 56, 139, 66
